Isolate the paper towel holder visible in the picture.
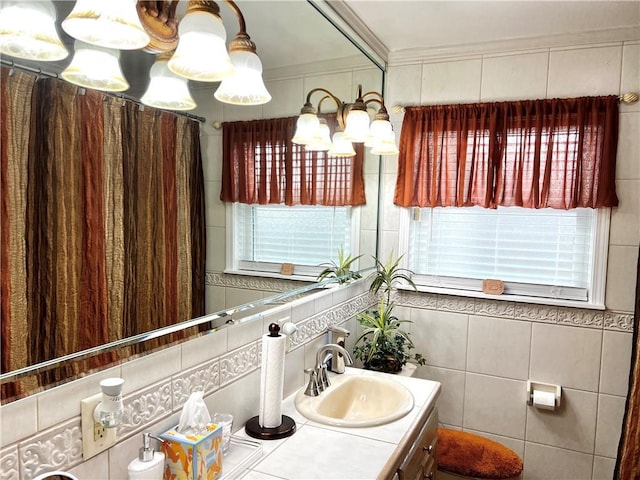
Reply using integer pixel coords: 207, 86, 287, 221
527, 380, 562, 410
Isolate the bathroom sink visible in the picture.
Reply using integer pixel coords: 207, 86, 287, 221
294, 373, 414, 427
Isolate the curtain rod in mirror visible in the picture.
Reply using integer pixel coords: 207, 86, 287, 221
0, 58, 207, 123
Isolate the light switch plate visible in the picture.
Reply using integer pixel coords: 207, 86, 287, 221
81, 393, 117, 460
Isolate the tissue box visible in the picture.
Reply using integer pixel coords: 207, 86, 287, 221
160, 423, 222, 480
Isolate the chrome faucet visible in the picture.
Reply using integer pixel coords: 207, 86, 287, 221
303, 343, 353, 397
326, 326, 350, 374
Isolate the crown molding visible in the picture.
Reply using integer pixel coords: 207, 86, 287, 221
388, 25, 640, 65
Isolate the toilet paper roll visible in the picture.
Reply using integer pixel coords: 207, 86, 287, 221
532, 390, 556, 410
258, 330, 287, 428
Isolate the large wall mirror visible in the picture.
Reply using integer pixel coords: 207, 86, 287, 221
0, 0, 383, 402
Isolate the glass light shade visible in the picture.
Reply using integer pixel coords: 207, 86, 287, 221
305, 119, 332, 152
344, 108, 371, 143
0, 1, 68, 61
370, 130, 399, 156
214, 50, 271, 105
365, 119, 393, 147
292, 113, 321, 145
141, 58, 196, 111
168, 11, 233, 82
61, 41, 129, 92
61, 0, 150, 50
328, 131, 356, 157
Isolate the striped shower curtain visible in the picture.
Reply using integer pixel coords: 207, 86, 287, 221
1, 68, 205, 401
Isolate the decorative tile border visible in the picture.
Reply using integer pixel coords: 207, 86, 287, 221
172, 359, 220, 409
118, 381, 173, 439
205, 271, 308, 293
1, 446, 19, 480
19, 418, 82, 480
219, 342, 260, 387
395, 291, 633, 332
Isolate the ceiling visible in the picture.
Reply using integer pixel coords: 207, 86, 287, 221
334, 1, 640, 62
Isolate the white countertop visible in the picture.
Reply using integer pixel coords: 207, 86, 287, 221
231, 368, 441, 480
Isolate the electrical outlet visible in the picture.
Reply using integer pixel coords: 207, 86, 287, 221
81, 393, 117, 460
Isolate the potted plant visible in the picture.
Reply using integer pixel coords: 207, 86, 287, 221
316, 247, 363, 285
353, 252, 425, 373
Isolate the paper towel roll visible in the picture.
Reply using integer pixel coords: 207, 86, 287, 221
532, 390, 556, 410
258, 324, 287, 428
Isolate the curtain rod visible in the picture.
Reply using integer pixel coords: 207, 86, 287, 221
1, 58, 206, 124
392, 93, 640, 113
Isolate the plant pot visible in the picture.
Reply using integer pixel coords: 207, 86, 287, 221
364, 355, 403, 374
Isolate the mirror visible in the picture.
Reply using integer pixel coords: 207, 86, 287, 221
0, 1, 383, 402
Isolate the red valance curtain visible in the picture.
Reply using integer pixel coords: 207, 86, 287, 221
395, 96, 619, 209
1, 68, 205, 400
220, 115, 366, 206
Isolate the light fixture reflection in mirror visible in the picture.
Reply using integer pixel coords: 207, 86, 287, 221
61, 40, 130, 92
141, 51, 197, 110
292, 85, 399, 157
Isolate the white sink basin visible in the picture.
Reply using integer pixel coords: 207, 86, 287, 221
294, 373, 414, 427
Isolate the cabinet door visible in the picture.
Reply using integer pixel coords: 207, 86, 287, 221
397, 408, 438, 480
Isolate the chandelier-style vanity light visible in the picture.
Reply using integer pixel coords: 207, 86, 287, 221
0, 0, 270, 109
292, 85, 399, 157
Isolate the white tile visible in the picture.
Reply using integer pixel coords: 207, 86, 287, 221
192, 88, 224, 137
0, 396, 37, 446
415, 366, 465, 426
222, 103, 264, 122
610, 179, 640, 246
592, 455, 616, 480
283, 345, 306, 398
481, 52, 549, 101
353, 67, 384, 96
621, 43, 640, 113
205, 285, 226, 314
605, 245, 640, 312
467, 316, 531, 380
121, 346, 181, 394
530, 323, 602, 391
70, 449, 109, 479
241, 471, 283, 480
204, 370, 261, 432
595, 394, 626, 458
201, 134, 222, 183
600, 330, 633, 396
548, 46, 623, 98
411, 309, 468, 370
616, 112, 640, 180
360, 173, 379, 231
526, 388, 597, 453
463, 373, 527, 439
206, 226, 226, 271
225, 287, 263, 310
421, 58, 482, 105
303, 72, 353, 110
205, 180, 225, 228
251, 424, 391, 480
35, 365, 122, 431
182, 328, 228, 370
262, 77, 304, 119
386, 64, 423, 123
523, 442, 593, 480
227, 315, 264, 351
291, 298, 316, 323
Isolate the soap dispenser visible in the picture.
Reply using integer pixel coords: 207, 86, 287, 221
128, 432, 165, 480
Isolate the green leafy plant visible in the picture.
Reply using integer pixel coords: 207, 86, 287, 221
316, 247, 363, 285
354, 252, 424, 373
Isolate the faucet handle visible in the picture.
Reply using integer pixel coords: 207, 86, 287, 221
304, 368, 320, 397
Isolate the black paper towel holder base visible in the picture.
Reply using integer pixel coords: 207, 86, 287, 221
245, 415, 296, 440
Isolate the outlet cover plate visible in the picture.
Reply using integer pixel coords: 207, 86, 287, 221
81, 393, 117, 460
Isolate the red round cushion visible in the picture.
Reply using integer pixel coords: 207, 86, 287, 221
437, 428, 523, 479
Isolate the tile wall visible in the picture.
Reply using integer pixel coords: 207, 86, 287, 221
380, 41, 639, 480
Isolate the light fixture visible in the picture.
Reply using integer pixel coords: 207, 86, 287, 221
167, 1, 234, 81
141, 51, 196, 110
61, 40, 129, 92
292, 85, 399, 157
0, 1, 68, 61
62, 0, 151, 50
3, 0, 270, 107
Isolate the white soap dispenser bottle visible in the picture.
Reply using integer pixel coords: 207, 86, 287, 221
128, 432, 165, 480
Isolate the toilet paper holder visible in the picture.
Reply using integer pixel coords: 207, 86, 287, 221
527, 380, 562, 410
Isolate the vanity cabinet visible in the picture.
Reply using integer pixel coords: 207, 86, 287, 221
395, 407, 438, 480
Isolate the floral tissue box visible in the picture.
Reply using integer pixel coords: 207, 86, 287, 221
160, 423, 222, 480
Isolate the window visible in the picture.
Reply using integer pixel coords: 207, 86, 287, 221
401, 206, 609, 307
228, 204, 358, 278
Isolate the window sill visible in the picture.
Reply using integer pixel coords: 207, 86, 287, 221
397, 284, 606, 311
223, 268, 318, 283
